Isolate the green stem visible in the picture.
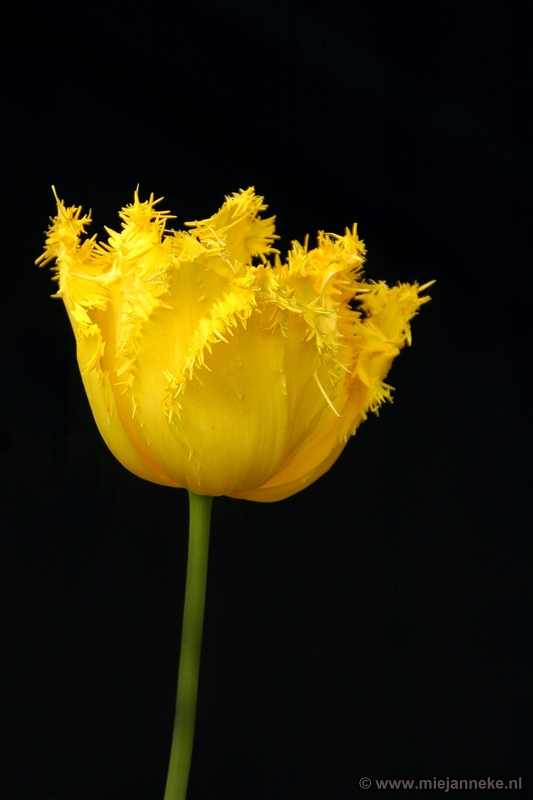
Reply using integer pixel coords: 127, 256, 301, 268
164, 491, 214, 800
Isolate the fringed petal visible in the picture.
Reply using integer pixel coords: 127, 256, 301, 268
38, 187, 431, 500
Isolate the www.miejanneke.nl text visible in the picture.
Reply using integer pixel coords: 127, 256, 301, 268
358, 777, 522, 790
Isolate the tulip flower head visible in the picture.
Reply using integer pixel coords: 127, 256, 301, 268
38, 188, 431, 501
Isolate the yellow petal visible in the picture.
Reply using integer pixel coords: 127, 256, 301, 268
38, 187, 431, 501
185, 187, 278, 264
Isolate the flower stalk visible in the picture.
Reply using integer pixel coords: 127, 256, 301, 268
164, 491, 214, 800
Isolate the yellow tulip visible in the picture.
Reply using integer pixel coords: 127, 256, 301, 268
37, 188, 431, 501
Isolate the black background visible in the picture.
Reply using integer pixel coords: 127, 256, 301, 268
2, 1, 531, 797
